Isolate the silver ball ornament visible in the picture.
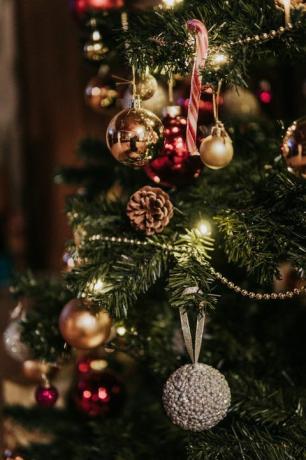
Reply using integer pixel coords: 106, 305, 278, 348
3, 320, 30, 362
163, 363, 231, 431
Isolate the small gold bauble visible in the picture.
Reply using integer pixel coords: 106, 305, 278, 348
200, 124, 234, 170
135, 73, 158, 101
22, 360, 53, 382
275, 0, 306, 10
282, 116, 306, 178
106, 102, 163, 167
85, 75, 118, 111
59, 299, 112, 349
83, 30, 109, 61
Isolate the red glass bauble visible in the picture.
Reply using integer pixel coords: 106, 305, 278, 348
70, 0, 124, 17
74, 358, 125, 416
144, 106, 203, 188
35, 384, 59, 408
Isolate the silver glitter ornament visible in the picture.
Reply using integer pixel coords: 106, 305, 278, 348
3, 320, 30, 362
163, 363, 231, 431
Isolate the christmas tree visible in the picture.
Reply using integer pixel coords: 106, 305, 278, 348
3, 1, 306, 459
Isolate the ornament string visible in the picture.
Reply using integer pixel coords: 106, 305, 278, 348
186, 19, 209, 156
168, 74, 174, 104
180, 307, 205, 364
212, 80, 223, 126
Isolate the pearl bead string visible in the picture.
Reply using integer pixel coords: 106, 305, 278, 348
229, 22, 296, 47
85, 234, 306, 300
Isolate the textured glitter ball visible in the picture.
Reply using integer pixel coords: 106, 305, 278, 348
162, 363, 231, 431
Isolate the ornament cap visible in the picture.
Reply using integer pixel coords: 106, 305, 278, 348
162, 105, 182, 118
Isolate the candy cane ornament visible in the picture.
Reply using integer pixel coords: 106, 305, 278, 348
186, 19, 209, 156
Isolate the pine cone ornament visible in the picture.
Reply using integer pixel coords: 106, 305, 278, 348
127, 186, 174, 236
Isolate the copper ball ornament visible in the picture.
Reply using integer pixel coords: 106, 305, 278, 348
85, 75, 118, 111
106, 103, 163, 167
135, 73, 158, 101
200, 124, 234, 169
282, 117, 306, 178
59, 299, 112, 349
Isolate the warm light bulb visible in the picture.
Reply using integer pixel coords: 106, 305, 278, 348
117, 326, 127, 337
210, 52, 229, 69
161, 0, 183, 8
87, 278, 105, 294
196, 219, 213, 236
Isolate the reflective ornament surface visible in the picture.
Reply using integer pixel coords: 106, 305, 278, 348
3, 320, 30, 362
83, 30, 109, 62
35, 383, 59, 408
135, 73, 158, 101
282, 117, 306, 178
70, 0, 124, 17
75, 357, 125, 416
163, 363, 231, 431
200, 124, 234, 169
145, 105, 203, 188
106, 105, 163, 167
23, 360, 53, 382
85, 74, 118, 111
59, 299, 112, 349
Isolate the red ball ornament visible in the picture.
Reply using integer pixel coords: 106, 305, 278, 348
74, 358, 125, 416
35, 383, 59, 408
144, 106, 203, 188
70, 0, 124, 17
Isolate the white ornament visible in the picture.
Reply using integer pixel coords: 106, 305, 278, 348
163, 363, 231, 431
3, 320, 30, 362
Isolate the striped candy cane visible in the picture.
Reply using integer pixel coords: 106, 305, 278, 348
186, 19, 209, 155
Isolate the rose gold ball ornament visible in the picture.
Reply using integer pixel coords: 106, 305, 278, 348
282, 117, 306, 178
85, 74, 118, 112
59, 299, 112, 350
135, 73, 158, 101
200, 122, 234, 169
106, 98, 163, 168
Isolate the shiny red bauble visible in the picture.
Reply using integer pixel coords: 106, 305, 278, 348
74, 358, 125, 417
70, 0, 124, 17
144, 106, 203, 188
35, 384, 59, 408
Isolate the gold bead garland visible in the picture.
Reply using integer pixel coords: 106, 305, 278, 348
228, 22, 295, 47
81, 235, 306, 300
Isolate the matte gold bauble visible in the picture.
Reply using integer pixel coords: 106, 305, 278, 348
85, 75, 118, 111
22, 360, 52, 382
59, 299, 112, 349
282, 117, 306, 178
106, 102, 163, 167
135, 73, 158, 101
83, 30, 109, 61
200, 124, 234, 169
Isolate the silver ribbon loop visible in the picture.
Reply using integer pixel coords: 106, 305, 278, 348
179, 307, 205, 364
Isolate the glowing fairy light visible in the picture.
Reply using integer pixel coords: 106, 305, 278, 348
161, 0, 183, 9
196, 219, 213, 237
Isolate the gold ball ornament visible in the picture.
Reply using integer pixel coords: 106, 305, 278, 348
200, 123, 234, 169
135, 73, 158, 101
85, 75, 118, 111
106, 100, 163, 168
282, 117, 306, 178
59, 299, 112, 350
83, 30, 109, 61
22, 360, 53, 382
275, 0, 306, 10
